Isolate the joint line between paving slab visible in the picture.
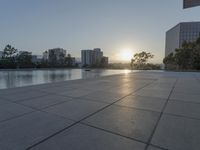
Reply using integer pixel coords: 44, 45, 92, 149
144, 78, 179, 150
26, 79, 157, 150
79, 122, 147, 145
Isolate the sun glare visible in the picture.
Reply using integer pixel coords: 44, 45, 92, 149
119, 49, 133, 61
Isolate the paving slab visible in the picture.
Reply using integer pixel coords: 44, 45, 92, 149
0, 90, 48, 102
0, 102, 35, 122
173, 87, 200, 94
0, 87, 30, 95
0, 99, 14, 106
57, 89, 93, 98
83, 105, 160, 142
38, 86, 76, 94
115, 95, 167, 112
0, 111, 74, 150
147, 146, 163, 150
151, 114, 200, 150
19, 94, 72, 109
44, 99, 108, 121
31, 124, 146, 150
0, 71, 200, 150
170, 92, 200, 103
82, 91, 127, 104
164, 100, 200, 119
99, 87, 135, 95
134, 89, 170, 99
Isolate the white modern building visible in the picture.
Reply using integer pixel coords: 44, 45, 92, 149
81, 48, 107, 67
81, 50, 94, 66
165, 22, 200, 57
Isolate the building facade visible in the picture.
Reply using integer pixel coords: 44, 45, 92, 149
165, 22, 200, 57
81, 50, 94, 66
184, 0, 200, 8
93, 48, 103, 64
81, 48, 108, 67
48, 48, 66, 64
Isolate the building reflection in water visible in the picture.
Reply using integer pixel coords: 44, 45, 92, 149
0, 69, 132, 89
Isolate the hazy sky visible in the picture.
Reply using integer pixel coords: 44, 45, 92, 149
0, 0, 200, 63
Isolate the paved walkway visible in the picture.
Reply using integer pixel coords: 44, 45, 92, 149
0, 71, 200, 150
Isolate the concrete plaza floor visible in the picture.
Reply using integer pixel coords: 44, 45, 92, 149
0, 71, 200, 150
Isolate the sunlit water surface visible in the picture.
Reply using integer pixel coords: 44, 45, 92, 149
0, 69, 133, 89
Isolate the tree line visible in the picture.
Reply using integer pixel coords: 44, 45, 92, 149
163, 37, 200, 70
0, 45, 77, 69
130, 51, 160, 70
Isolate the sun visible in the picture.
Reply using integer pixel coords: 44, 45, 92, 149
119, 49, 133, 61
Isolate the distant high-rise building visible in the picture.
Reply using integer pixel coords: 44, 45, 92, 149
81, 48, 108, 67
81, 50, 94, 66
165, 22, 200, 57
48, 48, 66, 64
93, 48, 103, 64
183, 0, 200, 8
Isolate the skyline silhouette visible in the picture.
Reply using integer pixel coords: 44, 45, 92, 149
0, 0, 200, 63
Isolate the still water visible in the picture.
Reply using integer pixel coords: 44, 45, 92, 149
0, 69, 132, 89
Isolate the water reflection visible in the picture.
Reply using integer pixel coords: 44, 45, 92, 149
0, 69, 132, 89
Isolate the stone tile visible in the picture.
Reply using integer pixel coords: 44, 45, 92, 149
135, 89, 170, 99
57, 89, 92, 98
151, 114, 200, 150
0, 87, 31, 95
0, 90, 48, 102
164, 100, 200, 119
173, 87, 200, 94
0, 102, 34, 122
80, 85, 112, 91
115, 95, 166, 112
0, 99, 13, 106
84, 105, 160, 142
0, 111, 74, 150
142, 87, 172, 94
44, 100, 107, 121
147, 146, 163, 150
82, 91, 126, 104
31, 124, 145, 150
103, 87, 136, 95
39, 86, 76, 94
170, 92, 200, 103
19, 94, 72, 109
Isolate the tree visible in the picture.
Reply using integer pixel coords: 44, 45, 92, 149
65, 54, 73, 67
48, 50, 57, 65
59, 53, 65, 64
174, 48, 193, 69
131, 51, 154, 69
16, 52, 32, 68
3, 45, 18, 58
0, 45, 18, 68
163, 37, 200, 70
